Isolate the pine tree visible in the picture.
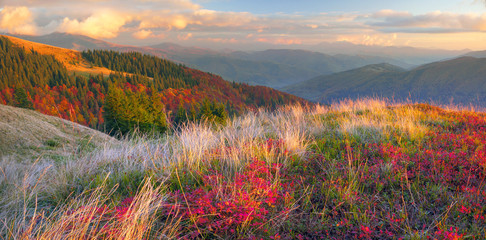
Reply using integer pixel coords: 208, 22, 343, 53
14, 87, 34, 109
174, 103, 188, 126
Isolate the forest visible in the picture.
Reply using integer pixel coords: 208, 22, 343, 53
0, 37, 308, 135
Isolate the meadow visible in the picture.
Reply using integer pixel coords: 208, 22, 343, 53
1, 98, 485, 239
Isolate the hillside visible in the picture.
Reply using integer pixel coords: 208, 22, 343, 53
0, 36, 308, 135
284, 57, 486, 106
3, 35, 113, 76
2, 99, 486, 239
0, 104, 114, 159
464, 50, 486, 58
13, 32, 118, 51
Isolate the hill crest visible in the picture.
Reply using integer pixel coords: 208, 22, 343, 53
0, 103, 114, 159
2, 35, 114, 76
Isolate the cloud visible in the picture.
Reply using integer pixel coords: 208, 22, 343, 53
59, 10, 131, 38
177, 33, 193, 41
137, 9, 256, 32
133, 29, 153, 39
335, 33, 398, 46
370, 10, 486, 33
0, 6, 37, 35
3, 0, 201, 10
139, 0, 200, 10
138, 13, 190, 30
373, 9, 411, 18
3, 0, 486, 50
192, 9, 255, 27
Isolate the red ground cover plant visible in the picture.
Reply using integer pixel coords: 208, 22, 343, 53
63, 104, 486, 239
165, 158, 293, 239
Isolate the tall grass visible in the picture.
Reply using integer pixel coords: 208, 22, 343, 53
2, 98, 468, 239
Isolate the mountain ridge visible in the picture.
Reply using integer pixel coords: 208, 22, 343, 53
283, 56, 486, 107
3, 35, 116, 76
9, 33, 415, 88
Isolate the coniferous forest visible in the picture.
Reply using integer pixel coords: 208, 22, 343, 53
0, 37, 308, 135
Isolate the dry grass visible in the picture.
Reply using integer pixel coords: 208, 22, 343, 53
0, 104, 115, 160
0, 98, 434, 239
332, 99, 428, 143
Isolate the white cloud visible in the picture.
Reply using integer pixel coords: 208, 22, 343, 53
59, 10, 131, 38
0, 6, 37, 35
371, 10, 486, 32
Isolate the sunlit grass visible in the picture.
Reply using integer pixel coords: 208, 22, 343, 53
2, 98, 485, 239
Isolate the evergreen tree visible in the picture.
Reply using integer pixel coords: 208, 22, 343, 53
174, 103, 188, 126
103, 84, 168, 136
212, 102, 228, 125
14, 87, 34, 109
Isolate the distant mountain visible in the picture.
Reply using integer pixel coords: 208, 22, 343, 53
164, 54, 319, 87
10, 32, 118, 51
283, 57, 486, 107
309, 41, 470, 65
230, 49, 411, 74
151, 45, 411, 88
12, 33, 412, 88
150, 42, 220, 56
463, 50, 486, 58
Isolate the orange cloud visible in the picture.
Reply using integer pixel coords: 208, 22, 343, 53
133, 29, 153, 39
138, 13, 191, 30
0, 6, 37, 35
193, 9, 255, 27
137, 9, 255, 31
59, 10, 131, 39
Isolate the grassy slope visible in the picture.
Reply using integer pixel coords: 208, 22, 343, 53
2, 99, 485, 239
0, 104, 114, 159
3, 35, 114, 76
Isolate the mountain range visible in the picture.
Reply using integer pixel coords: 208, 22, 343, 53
283, 57, 486, 107
6, 33, 420, 88
308, 41, 469, 65
6, 32, 486, 108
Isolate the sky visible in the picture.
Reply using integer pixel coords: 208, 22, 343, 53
1, 0, 486, 50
